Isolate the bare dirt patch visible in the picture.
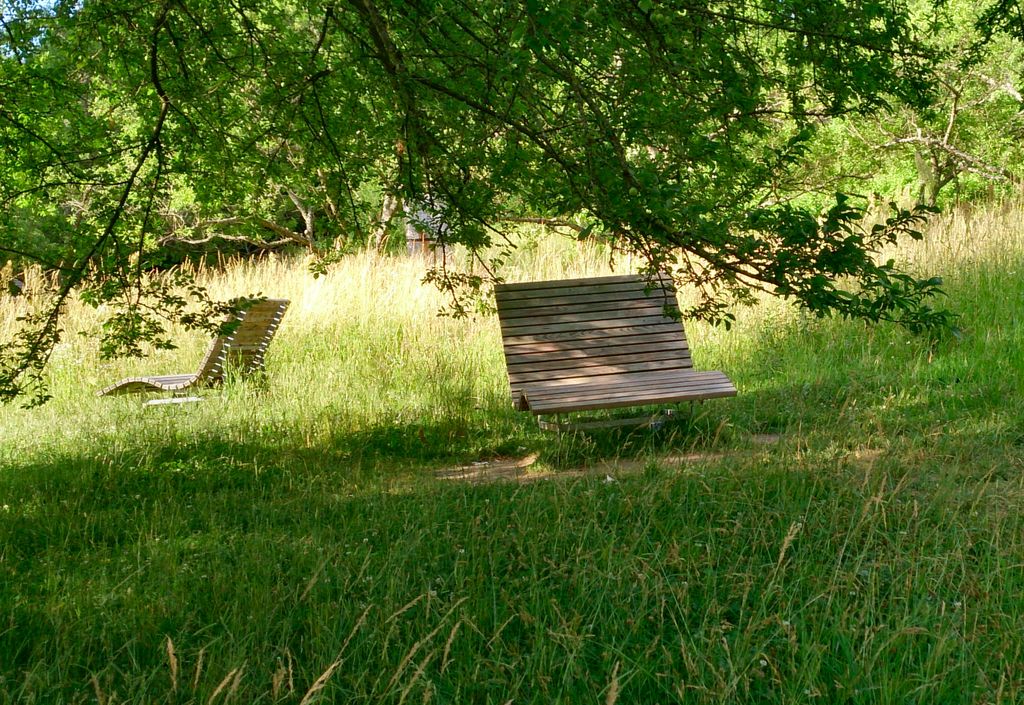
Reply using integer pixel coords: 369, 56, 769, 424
435, 453, 543, 483
435, 443, 782, 485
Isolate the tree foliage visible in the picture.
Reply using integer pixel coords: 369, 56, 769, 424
795, 0, 1024, 208
0, 0, 968, 403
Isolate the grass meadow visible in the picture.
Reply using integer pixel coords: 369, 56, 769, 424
2, 204, 1024, 703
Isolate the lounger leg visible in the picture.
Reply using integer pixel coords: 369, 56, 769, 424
143, 397, 203, 408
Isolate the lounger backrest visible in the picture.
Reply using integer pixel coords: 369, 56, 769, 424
494, 274, 691, 409
194, 298, 290, 383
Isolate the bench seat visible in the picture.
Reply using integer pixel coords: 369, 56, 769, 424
494, 274, 736, 423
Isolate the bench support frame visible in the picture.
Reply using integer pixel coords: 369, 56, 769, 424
537, 407, 689, 433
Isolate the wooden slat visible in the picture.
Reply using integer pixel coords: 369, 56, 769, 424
98, 374, 201, 395
508, 354, 688, 378
528, 370, 737, 409
531, 380, 737, 404
227, 330, 276, 345
506, 339, 690, 366
530, 383, 738, 410
499, 300, 675, 326
499, 314, 682, 338
516, 375, 724, 401
146, 374, 198, 383
496, 273, 674, 294
225, 349, 262, 359
503, 332, 690, 360
508, 352, 692, 381
496, 284, 673, 306
521, 370, 731, 398
498, 298, 677, 321
501, 322, 686, 347
524, 371, 734, 400
528, 383, 735, 405
229, 327, 277, 341
497, 290, 677, 315
499, 305, 677, 332
238, 302, 287, 320
529, 386, 736, 414
237, 313, 283, 325
244, 299, 290, 309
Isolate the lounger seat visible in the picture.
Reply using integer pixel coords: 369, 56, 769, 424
98, 298, 289, 398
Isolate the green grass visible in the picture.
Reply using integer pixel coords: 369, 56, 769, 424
2, 207, 1024, 703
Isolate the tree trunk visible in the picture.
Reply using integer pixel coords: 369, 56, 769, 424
373, 192, 402, 253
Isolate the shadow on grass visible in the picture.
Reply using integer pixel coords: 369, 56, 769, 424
2, 425, 1022, 704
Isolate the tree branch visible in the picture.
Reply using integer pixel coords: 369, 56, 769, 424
880, 135, 1021, 183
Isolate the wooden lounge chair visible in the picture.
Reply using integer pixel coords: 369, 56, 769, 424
494, 274, 735, 430
98, 298, 289, 401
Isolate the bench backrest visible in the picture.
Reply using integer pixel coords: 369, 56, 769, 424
195, 298, 289, 383
494, 274, 691, 408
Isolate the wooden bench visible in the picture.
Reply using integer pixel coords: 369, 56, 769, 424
494, 274, 736, 429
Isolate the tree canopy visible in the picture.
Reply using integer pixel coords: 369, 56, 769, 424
3, 0, 1016, 403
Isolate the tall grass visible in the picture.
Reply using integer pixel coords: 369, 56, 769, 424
1, 233, 625, 467
1, 205, 1024, 703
